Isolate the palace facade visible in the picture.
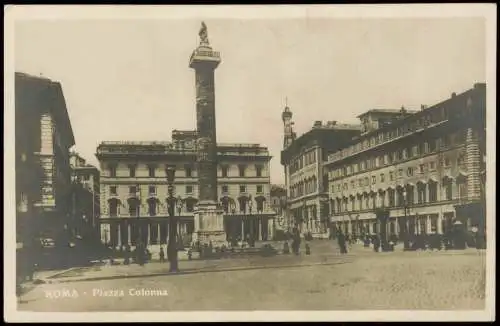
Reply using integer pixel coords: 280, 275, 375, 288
280, 105, 362, 236
96, 130, 274, 248
326, 83, 486, 239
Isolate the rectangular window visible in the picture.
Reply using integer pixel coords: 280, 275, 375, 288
240, 185, 246, 193
407, 167, 413, 177
372, 176, 376, 184
423, 142, 429, 154
443, 157, 451, 167
380, 174, 385, 182
221, 166, 228, 177
257, 185, 263, 193
389, 172, 394, 181
129, 186, 137, 194
429, 162, 436, 170
185, 165, 192, 177
110, 186, 117, 195
238, 165, 246, 177
109, 166, 117, 178
222, 185, 228, 193
398, 169, 403, 177
129, 165, 136, 177
256, 165, 263, 177
148, 166, 156, 178
412, 145, 419, 157
186, 185, 193, 194
402, 149, 408, 159
429, 140, 436, 152
419, 164, 425, 174
149, 186, 156, 195
431, 215, 438, 233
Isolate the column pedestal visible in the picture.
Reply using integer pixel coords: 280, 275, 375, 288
193, 201, 226, 248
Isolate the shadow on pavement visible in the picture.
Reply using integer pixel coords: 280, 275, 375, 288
51, 259, 355, 284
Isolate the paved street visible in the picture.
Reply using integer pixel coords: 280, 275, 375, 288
17, 241, 486, 311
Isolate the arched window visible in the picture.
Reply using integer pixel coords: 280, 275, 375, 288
378, 190, 386, 207
147, 198, 157, 216
128, 198, 140, 217
428, 179, 438, 202
238, 197, 247, 213
388, 188, 396, 207
255, 196, 265, 212
396, 186, 405, 206
109, 198, 120, 217
405, 184, 415, 205
457, 174, 467, 201
417, 182, 426, 204
442, 177, 453, 200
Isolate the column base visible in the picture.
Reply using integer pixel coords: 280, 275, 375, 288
193, 201, 227, 248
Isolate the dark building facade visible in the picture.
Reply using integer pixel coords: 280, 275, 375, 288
70, 152, 101, 242
15, 72, 76, 248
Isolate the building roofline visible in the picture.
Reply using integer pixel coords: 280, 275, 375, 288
356, 108, 419, 119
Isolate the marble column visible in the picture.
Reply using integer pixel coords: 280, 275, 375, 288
241, 218, 245, 239
128, 224, 131, 245
437, 213, 443, 234
258, 217, 262, 241
147, 223, 151, 245
117, 223, 121, 247
157, 223, 161, 244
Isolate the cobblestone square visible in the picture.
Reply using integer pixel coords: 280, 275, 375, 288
17, 243, 486, 312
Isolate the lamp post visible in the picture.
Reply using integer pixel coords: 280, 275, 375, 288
176, 196, 183, 248
166, 165, 178, 273
402, 189, 411, 250
229, 200, 236, 242
248, 196, 253, 243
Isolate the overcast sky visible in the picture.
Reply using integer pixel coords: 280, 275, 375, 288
14, 16, 485, 185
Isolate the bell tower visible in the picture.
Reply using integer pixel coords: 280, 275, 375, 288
282, 100, 295, 149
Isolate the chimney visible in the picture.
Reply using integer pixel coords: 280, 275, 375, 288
313, 120, 322, 128
327, 120, 337, 126
421, 104, 427, 111
451, 92, 457, 98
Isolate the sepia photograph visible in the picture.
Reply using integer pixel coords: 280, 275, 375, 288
4, 4, 496, 322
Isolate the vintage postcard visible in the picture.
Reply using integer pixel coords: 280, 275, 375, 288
4, 4, 496, 322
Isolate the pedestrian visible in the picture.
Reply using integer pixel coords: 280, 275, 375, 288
305, 243, 311, 255
283, 241, 290, 254
373, 235, 380, 253
124, 245, 131, 265
337, 231, 348, 254
159, 246, 165, 263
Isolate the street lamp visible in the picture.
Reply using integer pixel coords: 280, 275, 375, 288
176, 196, 184, 247
402, 189, 411, 250
248, 196, 253, 243
166, 165, 179, 273
229, 200, 237, 242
